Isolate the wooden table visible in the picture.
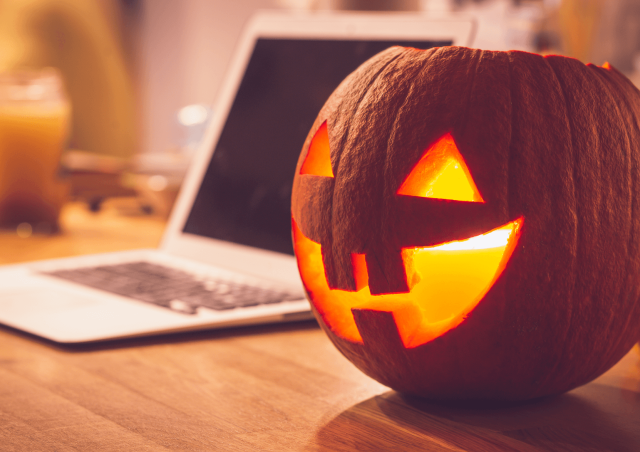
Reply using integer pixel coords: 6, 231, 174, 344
0, 201, 639, 451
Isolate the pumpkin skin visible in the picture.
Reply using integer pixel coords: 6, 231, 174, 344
291, 46, 640, 401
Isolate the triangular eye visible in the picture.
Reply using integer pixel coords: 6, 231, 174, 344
397, 133, 484, 202
300, 122, 334, 177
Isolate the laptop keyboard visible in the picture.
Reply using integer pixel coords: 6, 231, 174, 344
43, 261, 302, 315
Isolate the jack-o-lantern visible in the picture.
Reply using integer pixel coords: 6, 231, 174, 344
291, 46, 640, 401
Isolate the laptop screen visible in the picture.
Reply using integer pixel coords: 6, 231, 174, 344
182, 38, 451, 256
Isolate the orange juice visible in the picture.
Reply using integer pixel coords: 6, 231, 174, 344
0, 70, 70, 231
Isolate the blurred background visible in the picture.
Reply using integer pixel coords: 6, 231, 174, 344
0, 0, 637, 235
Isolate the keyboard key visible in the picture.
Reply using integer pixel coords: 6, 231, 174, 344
43, 261, 298, 315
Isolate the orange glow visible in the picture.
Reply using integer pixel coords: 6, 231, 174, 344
603, 62, 611, 70
293, 217, 523, 348
300, 122, 334, 177
397, 133, 484, 202
351, 253, 368, 291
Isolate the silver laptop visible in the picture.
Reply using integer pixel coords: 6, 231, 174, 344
0, 11, 475, 343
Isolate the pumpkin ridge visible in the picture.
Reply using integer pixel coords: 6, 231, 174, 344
584, 66, 639, 384
362, 48, 428, 276
380, 52, 424, 290
588, 68, 630, 361
384, 58, 419, 196
332, 48, 406, 179
332, 48, 434, 292
538, 55, 580, 393
505, 52, 514, 232
592, 68, 639, 383
571, 59, 634, 389
504, 51, 527, 371
360, 55, 415, 294
504, 52, 576, 396
457, 48, 484, 139
544, 56, 634, 393
381, 46, 464, 251
587, 64, 640, 371
327, 48, 407, 290
384, 47, 447, 200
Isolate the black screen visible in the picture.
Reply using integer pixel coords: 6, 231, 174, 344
183, 38, 451, 255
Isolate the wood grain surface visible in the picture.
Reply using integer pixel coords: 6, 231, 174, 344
0, 201, 639, 451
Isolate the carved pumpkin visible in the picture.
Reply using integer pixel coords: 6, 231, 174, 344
291, 46, 640, 401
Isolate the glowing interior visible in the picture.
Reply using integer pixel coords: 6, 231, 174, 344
293, 218, 523, 348
397, 133, 484, 202
300, 122, 334, 177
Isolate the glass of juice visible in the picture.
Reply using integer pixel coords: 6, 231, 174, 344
0, 68, 71, 233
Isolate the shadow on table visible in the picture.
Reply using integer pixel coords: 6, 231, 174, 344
314, 383, 640, 451
0, 318, 320, 352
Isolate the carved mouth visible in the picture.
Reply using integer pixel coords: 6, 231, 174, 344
293, 218, 523, 348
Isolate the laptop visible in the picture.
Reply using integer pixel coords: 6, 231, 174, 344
0, 11, 475, 343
